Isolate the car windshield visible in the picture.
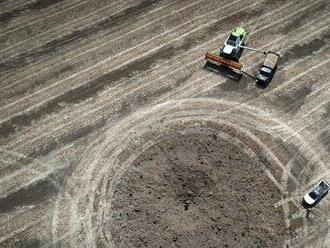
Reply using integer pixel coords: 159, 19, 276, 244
309, 191, 319, 200
260, 67, 271, 76
319, 181, 329, 190
227, 34, 238, 46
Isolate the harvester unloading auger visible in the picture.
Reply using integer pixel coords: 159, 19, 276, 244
204, 27, 280, 87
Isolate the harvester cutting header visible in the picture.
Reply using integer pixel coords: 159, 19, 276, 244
204, 27, 280, 88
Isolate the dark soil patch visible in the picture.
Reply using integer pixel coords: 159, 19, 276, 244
0, 179, 57, 214
0, 0, 64, 25
0, 0, 164, 74
110, 133, 285, 247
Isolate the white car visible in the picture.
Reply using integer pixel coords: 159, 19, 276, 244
302, 180, 329, 208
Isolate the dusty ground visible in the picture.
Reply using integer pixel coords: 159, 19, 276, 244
110, 130, 285, 247
0, 0, 329, 247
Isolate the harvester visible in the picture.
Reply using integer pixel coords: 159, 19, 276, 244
204, 27, 275, 82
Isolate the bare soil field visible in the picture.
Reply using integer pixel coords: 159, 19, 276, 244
0, 0, 329, 247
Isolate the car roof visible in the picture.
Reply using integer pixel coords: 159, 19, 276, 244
263, 52, 279, 69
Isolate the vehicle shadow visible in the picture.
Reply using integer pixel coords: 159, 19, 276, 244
203, 62, 242, 81
203, 62, 274, 89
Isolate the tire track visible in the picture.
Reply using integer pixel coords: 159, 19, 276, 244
1, 0, 324, 158
0, 0, 262, 122
8, 0, 320, 96
301, 93, 330, 120
0, 0, 310, 121
52, 98, 322, 246
171, 24, 330, 112
155, 14, 330, 102
0, 147, 79, 245
0, 0, 168, 73
0, 0, 300, 152
0, 0, 92, 34
0, 0, 37, 15
0, 0, 76, 31
16, 0, 330, 112
0, 0, 170, 62
1, 16, 326, 164
105, 101, 324, 244
0, 0, 211, 84
1, 0, 329, 246
0, 0, 205, 92
0, 0, 126, 55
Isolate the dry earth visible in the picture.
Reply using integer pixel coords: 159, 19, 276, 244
0, 0, 329, 247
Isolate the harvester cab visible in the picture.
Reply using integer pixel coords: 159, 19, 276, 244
204, 27, 248, 76
220, 27, 247, 61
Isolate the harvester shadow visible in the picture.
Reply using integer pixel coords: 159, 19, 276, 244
255, 81, 269, 89
203, 62, 242, 82
241, 70, 269, 89
242, 70, 272, 89
203, 63, 271, 89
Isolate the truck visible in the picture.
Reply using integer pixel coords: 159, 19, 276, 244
255, 51, 280, 88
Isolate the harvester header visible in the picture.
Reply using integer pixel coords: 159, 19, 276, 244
205, 51, 242, 71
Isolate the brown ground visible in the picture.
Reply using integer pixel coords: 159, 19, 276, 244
110, 131, 285, 247
0, 0, 329, 247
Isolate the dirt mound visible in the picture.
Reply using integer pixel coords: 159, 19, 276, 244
110, 132, 285, 247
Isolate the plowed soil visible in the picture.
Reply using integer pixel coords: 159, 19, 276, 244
110, 132, 285, 247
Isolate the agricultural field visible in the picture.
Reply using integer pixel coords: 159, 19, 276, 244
0, 0, 329, 247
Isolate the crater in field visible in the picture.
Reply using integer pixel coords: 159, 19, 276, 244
110, 132, 285, 247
